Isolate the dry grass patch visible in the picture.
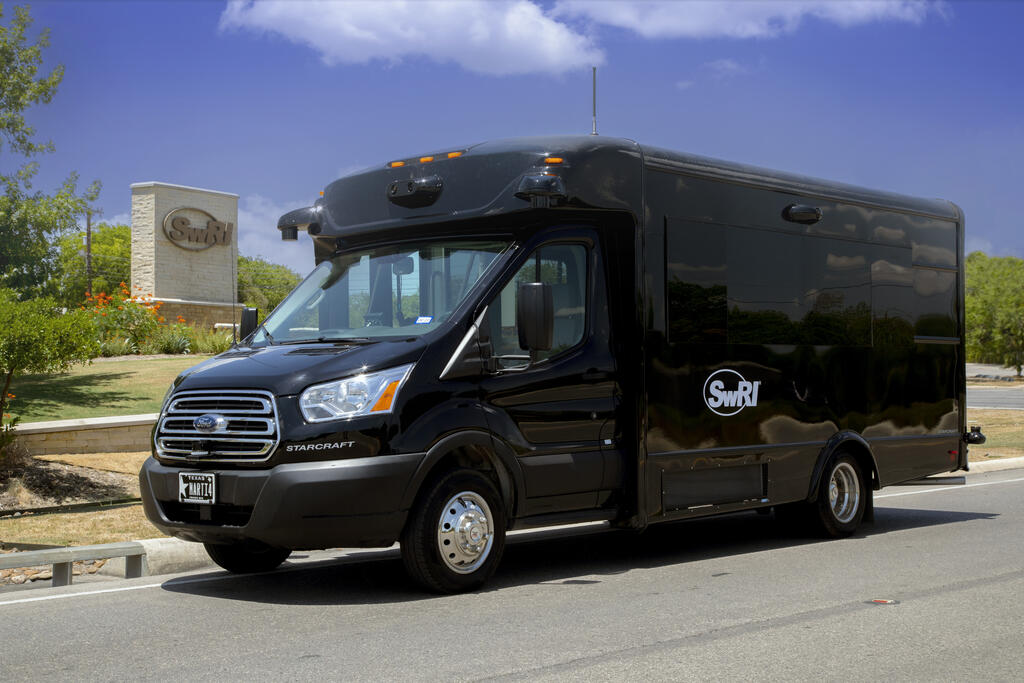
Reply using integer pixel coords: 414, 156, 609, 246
967, 408, 1024, 461
0, 505, 163, 546
36, 451, 149, 476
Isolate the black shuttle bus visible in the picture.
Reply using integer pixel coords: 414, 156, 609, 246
140, 136, 985, 592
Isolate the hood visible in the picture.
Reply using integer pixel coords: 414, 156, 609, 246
172, 339, 428, 396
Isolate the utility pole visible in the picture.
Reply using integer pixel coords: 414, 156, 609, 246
591, 66, 598, 136
85, 210, 93, 297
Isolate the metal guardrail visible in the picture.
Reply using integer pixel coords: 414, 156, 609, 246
0, 541, 146, 587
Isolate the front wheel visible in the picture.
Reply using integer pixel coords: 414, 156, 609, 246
815, 454, 868, 537
204, 542, 291, 573
400, 469, 506, 593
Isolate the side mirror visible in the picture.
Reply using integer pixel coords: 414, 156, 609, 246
393, 256, 415, 276
239, 307, 258, 341
516, 282, 553, 352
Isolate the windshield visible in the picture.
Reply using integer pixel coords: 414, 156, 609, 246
253, 239, 509, 344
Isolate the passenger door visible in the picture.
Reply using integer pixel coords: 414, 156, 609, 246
479, 230, 621, 518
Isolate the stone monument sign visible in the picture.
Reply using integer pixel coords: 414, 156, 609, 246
130, 182, 243, 328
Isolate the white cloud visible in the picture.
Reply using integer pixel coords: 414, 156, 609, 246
236, 194, 316, 276
220, 0, 603, 76
554, 0, 940, 39
703, 58, 748, 79
675, 79, 694, 90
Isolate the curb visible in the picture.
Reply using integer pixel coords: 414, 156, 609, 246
99, 537, 213, 578
967, 455, 1024, 474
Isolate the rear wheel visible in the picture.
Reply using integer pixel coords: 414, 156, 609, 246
204, 542, 291, 573
400, 469, 506, 593
815, 454, 867, 537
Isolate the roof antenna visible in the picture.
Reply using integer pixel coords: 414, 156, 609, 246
591, 66, 598, 135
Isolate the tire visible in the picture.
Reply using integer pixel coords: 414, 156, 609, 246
400, 469, 506, 593
814, 454, 867, 537
204, 542, 291, 573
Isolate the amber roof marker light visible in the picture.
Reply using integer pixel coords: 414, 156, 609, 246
388, 161, 406, 168
544, 157, 564, 165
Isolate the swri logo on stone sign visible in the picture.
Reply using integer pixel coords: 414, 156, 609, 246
162, 207, 234, 251
703, 369, 761, 416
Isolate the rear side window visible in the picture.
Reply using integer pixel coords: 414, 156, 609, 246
487, 244, 588, 369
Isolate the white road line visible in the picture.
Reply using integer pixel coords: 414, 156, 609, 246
0, 582, 163, 607
877, 475, 1024, 499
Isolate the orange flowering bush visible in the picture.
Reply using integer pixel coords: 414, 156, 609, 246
83, 282, 162, 354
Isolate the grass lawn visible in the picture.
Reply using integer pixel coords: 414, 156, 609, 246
8, 356, 210, 423
966, 408, 1024, 460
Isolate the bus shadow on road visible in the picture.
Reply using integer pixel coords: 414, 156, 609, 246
159, 506, 996, 605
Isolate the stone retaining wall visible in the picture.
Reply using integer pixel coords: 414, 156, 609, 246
15, 414, 158, 456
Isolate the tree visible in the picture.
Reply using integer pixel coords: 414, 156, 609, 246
0, 288, 98, 464
237, 255, 302, 317
965, 251, 1024, 376
0, 5, 100, 299
47, 223, 131, 309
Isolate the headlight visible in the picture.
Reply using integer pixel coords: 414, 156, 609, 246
299, 364, 414, 423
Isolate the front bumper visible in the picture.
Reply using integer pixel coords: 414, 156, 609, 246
140, 453, 424, 549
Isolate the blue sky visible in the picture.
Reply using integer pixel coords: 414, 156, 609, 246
15, 0, 1024, 276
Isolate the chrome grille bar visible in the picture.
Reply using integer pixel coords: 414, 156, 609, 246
155, 389, 280, 463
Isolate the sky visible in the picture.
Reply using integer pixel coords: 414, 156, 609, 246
12, 0, 1024, 277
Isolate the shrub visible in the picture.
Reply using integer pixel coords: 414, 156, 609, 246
142, 324, 192, 355
0, 290, 98, 472
188, 326, 234, 355
0, 393, 23, 475
83, 282, 162, 350
98, 337, 138, 357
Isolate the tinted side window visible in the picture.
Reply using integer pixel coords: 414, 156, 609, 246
727, 227, 803, 344
666, 220, 727, 344
488, 244, 588, 369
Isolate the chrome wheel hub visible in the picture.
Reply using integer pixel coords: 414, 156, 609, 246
829, 462, 860, 524
437, 491, 494, 574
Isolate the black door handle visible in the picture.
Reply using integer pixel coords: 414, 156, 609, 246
783, 204, 822, 224
582, 369, 610, 382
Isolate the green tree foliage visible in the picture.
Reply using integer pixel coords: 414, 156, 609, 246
47, 222, 131, 308
0, 288, 98, 463
965, 251, 1024, 376
237, 255, 302, 316
0, 5, 100, 298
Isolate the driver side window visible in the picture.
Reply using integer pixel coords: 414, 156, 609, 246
487, 244, 588, 370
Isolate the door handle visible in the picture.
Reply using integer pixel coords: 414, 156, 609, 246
582, 369, 610, 382
783, 204, 822, 224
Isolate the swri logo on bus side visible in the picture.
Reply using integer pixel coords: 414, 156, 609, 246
703, 369, 761, 416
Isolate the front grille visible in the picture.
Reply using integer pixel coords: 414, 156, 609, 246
155, 389, 280, 463
160, 501, 254, 527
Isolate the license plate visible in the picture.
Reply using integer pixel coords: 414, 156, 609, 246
179, 472, 216, 504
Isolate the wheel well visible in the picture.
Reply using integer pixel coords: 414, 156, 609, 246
835, 441, 879, 492
809, 438, 879, 503
416, 445, 515, 520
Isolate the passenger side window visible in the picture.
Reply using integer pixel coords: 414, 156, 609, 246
487, 244, 588, 370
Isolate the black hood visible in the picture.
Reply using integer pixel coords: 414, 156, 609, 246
172, 339, 428, 396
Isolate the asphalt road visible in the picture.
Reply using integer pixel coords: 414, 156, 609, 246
3, 469, 1024, 681
967, 386, 1024, 409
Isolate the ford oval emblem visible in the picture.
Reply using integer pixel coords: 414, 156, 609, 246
194, 413, 226, 433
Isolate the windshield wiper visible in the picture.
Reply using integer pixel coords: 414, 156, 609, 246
276, 336, 373, 346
